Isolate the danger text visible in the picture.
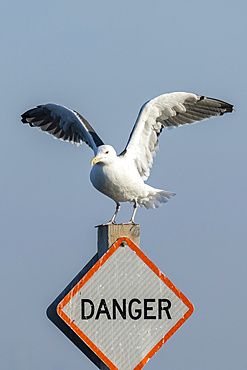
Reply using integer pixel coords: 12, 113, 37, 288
81, 298, 172, 320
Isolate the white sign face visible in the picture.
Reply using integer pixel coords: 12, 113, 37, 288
57, 237, 193, 370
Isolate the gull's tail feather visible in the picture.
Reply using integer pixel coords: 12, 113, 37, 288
139, 188, 176, 209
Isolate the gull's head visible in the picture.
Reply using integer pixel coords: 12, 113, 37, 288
91, 145, 117, 166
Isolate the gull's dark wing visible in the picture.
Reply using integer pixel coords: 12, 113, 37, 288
21, 103, 104, 154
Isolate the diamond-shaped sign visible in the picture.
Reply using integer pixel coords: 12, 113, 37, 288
56, 237, 193, 370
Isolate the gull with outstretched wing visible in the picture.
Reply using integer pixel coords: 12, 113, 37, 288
21, 92, 233, 224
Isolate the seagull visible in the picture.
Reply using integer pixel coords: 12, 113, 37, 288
21, 92, 233, 225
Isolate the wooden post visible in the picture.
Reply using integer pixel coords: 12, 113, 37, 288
97, 224, 140, 369
97, 224, 140, 258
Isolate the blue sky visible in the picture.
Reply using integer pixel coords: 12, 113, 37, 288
1, 1, 246, 369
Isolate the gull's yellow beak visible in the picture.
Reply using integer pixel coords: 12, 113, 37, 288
91, 156, 101, 166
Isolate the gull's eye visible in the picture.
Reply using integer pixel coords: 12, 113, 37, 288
105, 151, 109, 154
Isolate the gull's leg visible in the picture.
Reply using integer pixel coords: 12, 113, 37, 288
109, 202, 121, 224
96, 202, 121, 227
130, 200, 138, 224
124, 200, 138, 225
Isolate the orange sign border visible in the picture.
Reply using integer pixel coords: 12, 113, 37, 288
57, 237, 194, 370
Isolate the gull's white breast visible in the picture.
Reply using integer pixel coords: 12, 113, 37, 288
90, 156, 146, 203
